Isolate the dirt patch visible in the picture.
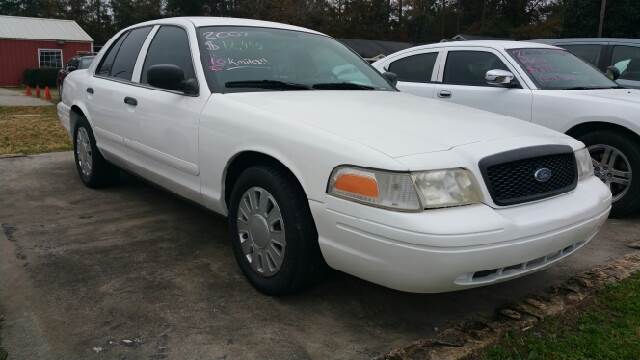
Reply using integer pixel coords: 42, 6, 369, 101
377, 252, 640, 360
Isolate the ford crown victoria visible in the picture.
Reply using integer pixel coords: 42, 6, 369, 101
58, 18, 611, 295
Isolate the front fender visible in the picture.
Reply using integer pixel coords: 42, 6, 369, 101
561, 116, 640, 137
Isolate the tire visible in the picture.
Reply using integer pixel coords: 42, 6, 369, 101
73, 118, 119, 188
578, 130, 640, 217
228, 165, 327, 295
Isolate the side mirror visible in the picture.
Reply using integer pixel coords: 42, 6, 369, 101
147, 64, 198, 95
606, 65, 621, 81
382, 71, 398, 87
182, 78, 199, 96
485, 69, 517, 87
67, 65, 77, 72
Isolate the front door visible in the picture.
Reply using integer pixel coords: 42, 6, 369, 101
434, 47, 533, 122
125, 25, 208, 196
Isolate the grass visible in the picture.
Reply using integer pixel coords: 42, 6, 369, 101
480, 272, 640, 360
0, 106, 72, 155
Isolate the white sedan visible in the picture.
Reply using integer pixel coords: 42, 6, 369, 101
58, 18, 611, 295
373, 40, 640, 217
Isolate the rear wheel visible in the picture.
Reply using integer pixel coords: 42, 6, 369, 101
228, 165, 327, 295
579, 130, 640, 217
73, 118, 119, 188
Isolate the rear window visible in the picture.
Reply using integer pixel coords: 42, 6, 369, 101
388, 53, 438, 83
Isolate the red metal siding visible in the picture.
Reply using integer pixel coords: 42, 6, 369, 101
0, 39, 92, 86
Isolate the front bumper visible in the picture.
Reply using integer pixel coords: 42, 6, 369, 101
310, 176, 611, 293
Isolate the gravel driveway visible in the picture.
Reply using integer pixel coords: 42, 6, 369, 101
0, 88, 52, 106
1, 152, 637, 360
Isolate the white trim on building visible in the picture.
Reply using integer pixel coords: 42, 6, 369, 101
38, 48, 64, 68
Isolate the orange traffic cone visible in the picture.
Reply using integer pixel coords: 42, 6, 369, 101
44, 86, 52, 101
25, 86, 32, 96
35, 85, 41, 98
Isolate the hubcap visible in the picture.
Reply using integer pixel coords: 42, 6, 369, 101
76, 127, 93, 177
588, 144, 632, 202
236, 187, 286, 277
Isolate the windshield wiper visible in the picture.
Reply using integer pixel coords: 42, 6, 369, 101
225, 80, 310, 90
312, 82, 376, 90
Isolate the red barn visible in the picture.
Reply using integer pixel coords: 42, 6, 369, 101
0, 15, 93, 87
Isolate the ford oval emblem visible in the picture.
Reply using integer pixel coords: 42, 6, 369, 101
534, 167, 553, 182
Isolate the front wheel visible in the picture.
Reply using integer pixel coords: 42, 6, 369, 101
228, 166, 327, 295
579, 130, 640, 217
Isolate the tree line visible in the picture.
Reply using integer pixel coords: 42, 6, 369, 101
1, 0, 639, 45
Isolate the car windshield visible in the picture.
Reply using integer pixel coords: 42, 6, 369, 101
79, 56, 94, 69
197, 26, 394, 93
507, 48, 620, 90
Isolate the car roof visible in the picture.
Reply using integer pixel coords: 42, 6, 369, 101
530, 38, 640, 45
125, 16, 325, 36
380, 40, 559, 59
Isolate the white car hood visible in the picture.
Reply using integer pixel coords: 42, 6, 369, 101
223, 91, 567, 158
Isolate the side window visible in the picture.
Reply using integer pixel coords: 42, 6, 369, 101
611, 45, 640, 81
96, 27, 151, 80
388, 52, 438, 83
110, 27, 152, 80
443, 51, 509, 86
562, 44, 601, 67
141, 26, 196, 84
96, 33, 127, 76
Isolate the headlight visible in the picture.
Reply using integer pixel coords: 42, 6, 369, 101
412, 169, 483, 208
575, 147, 594, 180
327, 166, 483, 211
328, 167, 421, 211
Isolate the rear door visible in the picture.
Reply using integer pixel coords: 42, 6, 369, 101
88, 26, 152, 159
383, 49, 442, 98
433, 47, 533, 121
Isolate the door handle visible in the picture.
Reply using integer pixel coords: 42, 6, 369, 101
438, 90, 452, 98
124, 97, 138, 106
86, 87, 94, 94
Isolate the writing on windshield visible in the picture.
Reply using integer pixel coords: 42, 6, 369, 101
507, 48, 617, 90
196, 26, 394, 93
201, 31, 271, 73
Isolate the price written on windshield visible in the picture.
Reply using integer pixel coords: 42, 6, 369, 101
207, 55, 270, 72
